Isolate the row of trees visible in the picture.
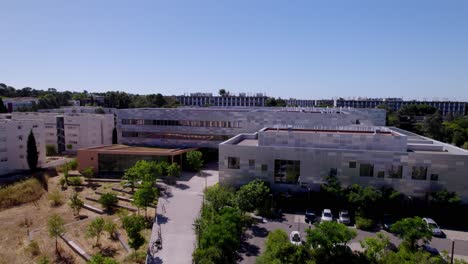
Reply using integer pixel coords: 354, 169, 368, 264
193, 180, 271, 263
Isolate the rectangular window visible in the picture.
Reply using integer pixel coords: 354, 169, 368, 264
360, 164, 374, 177
274, 160, 300, 184
261, 164, 268, 172
349, 161, 356, 168
330, 168, 337, 177
249, 159, 255, 168
412, 166, 428, 180
228, 157, 240, 169
377, 171, 385, 178
388, 165, 403, 179
430, 174, 439, 181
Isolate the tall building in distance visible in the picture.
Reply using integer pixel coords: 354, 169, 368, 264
335, 98, 467, 116
0, 119, 46, 175
176, 93, 267, 107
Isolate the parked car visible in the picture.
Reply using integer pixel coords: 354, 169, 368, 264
289, 231, 302, 246
305, 209, 317, 223
422, 244, 440, 256
321, 209, 333, 222
383, 214, 396, 231
338, 210, 351, 225
423, 218, 443, 237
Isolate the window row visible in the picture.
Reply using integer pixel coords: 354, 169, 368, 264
227, 157, 268, 172
121, 119, 242, 128
349, 161, 438, 181
122, 131, 232, 141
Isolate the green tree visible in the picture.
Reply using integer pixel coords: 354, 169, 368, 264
347, 184, 382, 218
167, 163, 181, 178
86, 217, 105, 246
306, 221, 356, 258
360, 232, 392, 262
390, 217, 432, 250
186, 151, 203, 173
205, 184, 235, 211
235, 179, 270, 213
81, 166, 94, 185
421, 112, 444, 140
27, 130, 39, 171
219, 89, 227, 96
0, 98, 7, 113
123, 160, 157, 191
112, 127, 118, 144
256, 229, 313, 264
380, 246, 445, 264
430, 189, 461, 205
132, 182, 158, 218
122, 215, 146, 251
47, 214, 65, 255
68, 192, 84, 218
104, 220, 118, 240
98, 192, 118, 212
87, 253, 119, 264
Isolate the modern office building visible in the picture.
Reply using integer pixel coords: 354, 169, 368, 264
285, 98, 316, 107
335, 98, 467, 116
1, 112, 114, 154
176, 93, 267, 107
0, 119, 46, 175
38, 106, 116, 115
2, 97, 39, 112
117, 107, 386, 149
219, 126, 468, 202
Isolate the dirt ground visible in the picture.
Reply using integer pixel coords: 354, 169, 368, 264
0, 174, 156, 264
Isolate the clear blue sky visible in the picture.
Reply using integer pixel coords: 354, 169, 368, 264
1, 0, 467, 100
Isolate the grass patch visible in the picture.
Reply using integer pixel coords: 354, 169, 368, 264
0, 178, 44, 210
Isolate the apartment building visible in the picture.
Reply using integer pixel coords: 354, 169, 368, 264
176, 93, 267, 107
0, 119, 46, 175
117, 107, 386, 149
1, 112, 114, 153
38, 106, 116, 115
335, 98, 467, 116
219, 126, 468, 202
2, 97, 39, 112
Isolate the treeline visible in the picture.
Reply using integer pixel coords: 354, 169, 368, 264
0, 83, 179, 110
379, 104, 468, 149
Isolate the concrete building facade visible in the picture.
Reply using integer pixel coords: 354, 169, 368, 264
219, 126, 468, 202
0, 119, 46, 175
176, 93, 267, 107
2, 97, 39, 112
117, 107, 386, 149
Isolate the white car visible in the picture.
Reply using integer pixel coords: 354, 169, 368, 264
423, 218, 443, 237
289, 231, 302, 246
338, 210, 351, 225
321, 209, 333, 222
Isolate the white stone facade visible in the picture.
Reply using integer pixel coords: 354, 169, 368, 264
0, 119, 46, 175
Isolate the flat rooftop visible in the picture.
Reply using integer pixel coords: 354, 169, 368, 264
263, 127, 394, 136
78, 144, 196, 156
236, 139, 259, 146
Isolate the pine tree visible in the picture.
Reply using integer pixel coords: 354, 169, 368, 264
0, 98, 7, 113
112, 127, 118, 144
27, 130, 39, 171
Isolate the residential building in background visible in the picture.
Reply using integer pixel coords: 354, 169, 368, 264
285, 99, 335, 108
176, 93, 267, 107
0, 119, 45, 175
335, 98, 467, 116
2, 97, 39, 112
38, 106, 116, 115
219, 126, 468, 202
117, 107, 385, 149
1, 112, 114, 154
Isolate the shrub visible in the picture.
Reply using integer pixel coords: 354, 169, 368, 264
81, 167, 94, 180
88, 253, 119, 264
66, 143, 73, 150
186, 150, 203, 172
124, 251, 146, 264
356, 216, 374, 231
67, 177, 83, 186
46, 144, 57, 156
98, 192, 118, 211
48, 189, 64, 207
68, 159, 78, 170
0, 178, 44, 209
59, 177, 67, 189
37, 256, 50, 264
25, 240, 41, 256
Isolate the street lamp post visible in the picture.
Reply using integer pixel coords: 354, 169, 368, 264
451, 239, 455, 264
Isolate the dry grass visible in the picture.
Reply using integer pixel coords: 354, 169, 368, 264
0, 178, 44, 210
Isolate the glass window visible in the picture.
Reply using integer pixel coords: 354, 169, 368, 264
249, 159, 255, 168
349, 161, 356, 168
274, 160, 300, 184
377, 171, 385, 178
330, 168, 337, 177
430, 174, 439, 181
228, 157, 240, 169
261, 164, 268, 172
360, 164, 374, 177
412, 166, 427, 180
388, 165, 403, 179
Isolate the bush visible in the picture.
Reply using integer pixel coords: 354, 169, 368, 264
123, 251, 146, 264
98, 192, 118, 211
68, 159, 78, 170
25, 240, 41, 256
46, 144, 57, 156
37, 255, 50, 264
67, 177, 83, 186
356, 216, 374, 231
0, 178, 44, 209
48, 189, 64, 207
81, 167, 94, 180
66, 144, 73, 150
59, 177, 67, 189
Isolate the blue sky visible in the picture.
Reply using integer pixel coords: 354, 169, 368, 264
1, 0, 467, 100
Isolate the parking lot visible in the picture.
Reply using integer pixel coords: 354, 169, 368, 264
238, 212, 468, 264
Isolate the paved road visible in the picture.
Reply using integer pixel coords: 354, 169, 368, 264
240, 213, 468, 264
146, 165, 218, 264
